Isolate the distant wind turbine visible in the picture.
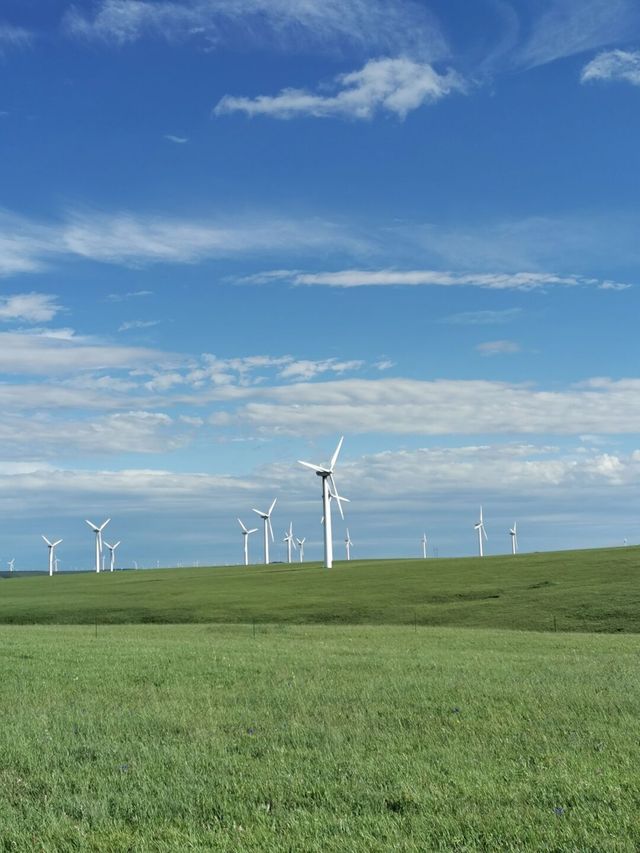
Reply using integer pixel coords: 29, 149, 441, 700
86, 518, 110, 573
252, 498, 277, 564
42, 535, 62, 577
8, 559, 14, 573
296, 537, 306, 562
509, 522, 518, 555
237, 518, 258, 566
54, 557, 61, 573
104, 540, 121, 572
283, 522, 297, 564
474, 507, 488, 557
299, 437, 346, 569
345, 529, 353, 561
421, 532, 428, 559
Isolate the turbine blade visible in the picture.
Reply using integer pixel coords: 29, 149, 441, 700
42, 535, 52, 546
248, 528, 258, 534
330, 436, 344, 470
252, 508, 265, 518
114, 541, 121, 548
52, 539, 62, 547
268, 517, 274, 542
85, 519, 98, 531
298, 461, 326, 473
99, 519, 111, 531
238, 518, 249, 533
268, 497, 277, 515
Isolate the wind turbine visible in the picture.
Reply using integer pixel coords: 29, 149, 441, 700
296, 537, 306, 562
474, 507, 488, 557
8, 559, 14, 573
42, 535, 62, 577
104, 540, 121, 572
54, 557, 61, 573
299, 437, 345, 569
421, 532, 428, 559
237, 518, 258, 566
86, 518, 110, 573
345, 529, 353, 561
252, 498, 277, 564
509, 522, 518, 555
283, 522, 297, 564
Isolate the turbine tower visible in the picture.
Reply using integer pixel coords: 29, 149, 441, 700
42, 535, 62, 577
296, 537, 306, 562
86, 518, 110, 573
509, 522, 518, 555
345, 529, 353, 561
299, 437, 345, 569
104, 540, 121, 572
421, 532, 428, 559
237, 518, 258, 566
252, 498, 277, 564
474, 507, 487, 557
283, 522, 297, 564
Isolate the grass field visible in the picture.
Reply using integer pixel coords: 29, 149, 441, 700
1, 545, 639, 633
1, 623, 639, 851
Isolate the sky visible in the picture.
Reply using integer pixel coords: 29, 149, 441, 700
1, 0, 640, 570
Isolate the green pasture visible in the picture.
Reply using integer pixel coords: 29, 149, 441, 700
1, 545, 639, 632
1, 623, 639, 851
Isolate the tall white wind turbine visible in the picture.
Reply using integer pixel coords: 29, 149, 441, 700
421, 532, 428, 559
104, 540, 121, 572
299, 437, 345, 569
474, 507, 488, 557
509, 522, 518, 555
86, 518, 110, 573
252, 498, 277, 564
42, 535, 62, 577
8, 559, 14, 573
237, 518, 258, 566
345, 529, 353, 561
296, 537, 306, 562
283, 522, 297, 564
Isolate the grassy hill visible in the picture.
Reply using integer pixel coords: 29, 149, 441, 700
1, 545, 639, 631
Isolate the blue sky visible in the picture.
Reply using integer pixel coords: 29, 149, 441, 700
1, 0, 640, 570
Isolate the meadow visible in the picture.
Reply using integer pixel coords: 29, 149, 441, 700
0, 545, 639, 633
1, 623, 639, 851
1, 547, 639, 850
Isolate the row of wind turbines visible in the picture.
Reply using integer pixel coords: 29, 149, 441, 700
40, 519, 121, 576
472, 507, 519, 557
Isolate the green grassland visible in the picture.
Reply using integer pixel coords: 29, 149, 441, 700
1, 623, 639, 851
1, 546, 639, 632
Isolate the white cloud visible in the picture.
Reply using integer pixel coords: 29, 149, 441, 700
581, 49, 640, 86
213, 376, 640, 437
64, 0, 446, 57
164, 134, 189, 143
0, 293, 63, 324
476, 339, 521, 356
441, 308, 522, 325
277, 358, 364, 381
250, 268, 630, 291
0, 330, 168, 375
0, 22, 32, 52
118, 319, 161, 331
215, 57, 465, 120
107, 290, 154, 301
518, 0, 640, 68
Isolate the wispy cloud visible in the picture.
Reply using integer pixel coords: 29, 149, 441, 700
0, 208, 367, 277
247, 268, 630, 291
107, 290, 154, 301
0, 22, 33, 53
215, 57, 465, 121
164, 134, 189, 143
581, 49, 640, 85
517, 0, 640, 69
476, 339, 521, 356
64, 0, 446, 58
0, 293, 63, 324
118, 319, 161, 332
441, 308, 523, 325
